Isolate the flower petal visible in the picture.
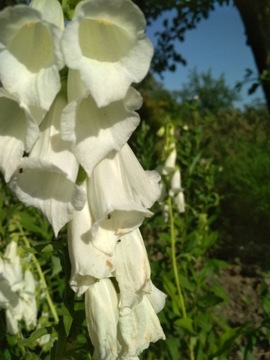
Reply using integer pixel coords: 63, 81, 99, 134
61, 0, 153, 107
0, 5, 63, 115
163, 147, 177, 175
30, 0, 64, 30
87, 146, 160, 254
117, 144, 161, 208
169, 169, 185, 213
20, 270, 37, 328
61, 83, 142, 176
85, 279, 119, 359
8, 91, 86, 235
0, 242, 23, 309
68, 182, 115, 296
118, 296, 165, 358
0, 89, 39, 181
9, 159, 86, 236
147, 283, 167, 314
114, 229, 151, 315
6, 308, 19, 334
30, 92, 79, 181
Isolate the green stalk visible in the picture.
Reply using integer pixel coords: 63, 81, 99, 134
168, 197, 194, 360
17, 222, 59, 325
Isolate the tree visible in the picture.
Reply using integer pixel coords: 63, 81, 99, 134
175, 69, 239, 113
233, 0, 270, 109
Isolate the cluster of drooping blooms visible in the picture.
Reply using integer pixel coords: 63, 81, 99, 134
0, 0, 165, 357
157, 123, 185, 221
0, 241, 37, 334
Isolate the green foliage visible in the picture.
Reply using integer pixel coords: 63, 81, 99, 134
175, 69, 240, 113
61, 0, 82, 21
131, 108, 238, 358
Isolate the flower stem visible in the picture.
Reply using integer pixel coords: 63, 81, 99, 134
168, 197, 194, 360
16, 221, 59, 325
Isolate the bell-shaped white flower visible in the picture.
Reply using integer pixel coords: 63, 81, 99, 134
0, 241, 37, 334
169, 168, 185, 213
85, 278, 119, 359
61, 74, 142, 176
61, 0, 153, 107
6, 269, 37, 334
118, 295, 165, 358
87, 144, 161, 254
0, 89, 39, 182
163, 147, 177, 175
0, 241, 24, 311
85, 277, 165, 359
114, 229, 151, 314
9, 93, 86, 236
0, 3, 64, 120
68, 181, 115, 296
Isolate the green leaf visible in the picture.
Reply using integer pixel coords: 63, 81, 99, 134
166, 337, 181, 360
175, 317, 195, 334
62, 303, 73, 337
51, 255, 62, 277
18, 327, 50, 346
211, 327, 243, 357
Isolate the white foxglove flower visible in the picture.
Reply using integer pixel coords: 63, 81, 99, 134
163, 147, 177, 175
85, 279, 119, 359
61, 0, 153, 107
0, 241, 23, 310
114, 229, 151, 314
68, 181, 115, 296
0, 3, 64, 120
170, 168, 185, 213
9, 93, 86, 236
88, 144, 161, 254
118, 295, 165, 358
6, 269, 37, 334
61, 76, 142, 176
85, 278, 165, 360
0, 241, 37, 334
174, 191, 185, 213
0, 89, 39, 182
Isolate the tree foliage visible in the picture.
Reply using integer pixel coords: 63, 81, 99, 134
175, 69, 239, 113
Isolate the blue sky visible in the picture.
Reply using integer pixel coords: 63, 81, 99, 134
146, 3, 265, 108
